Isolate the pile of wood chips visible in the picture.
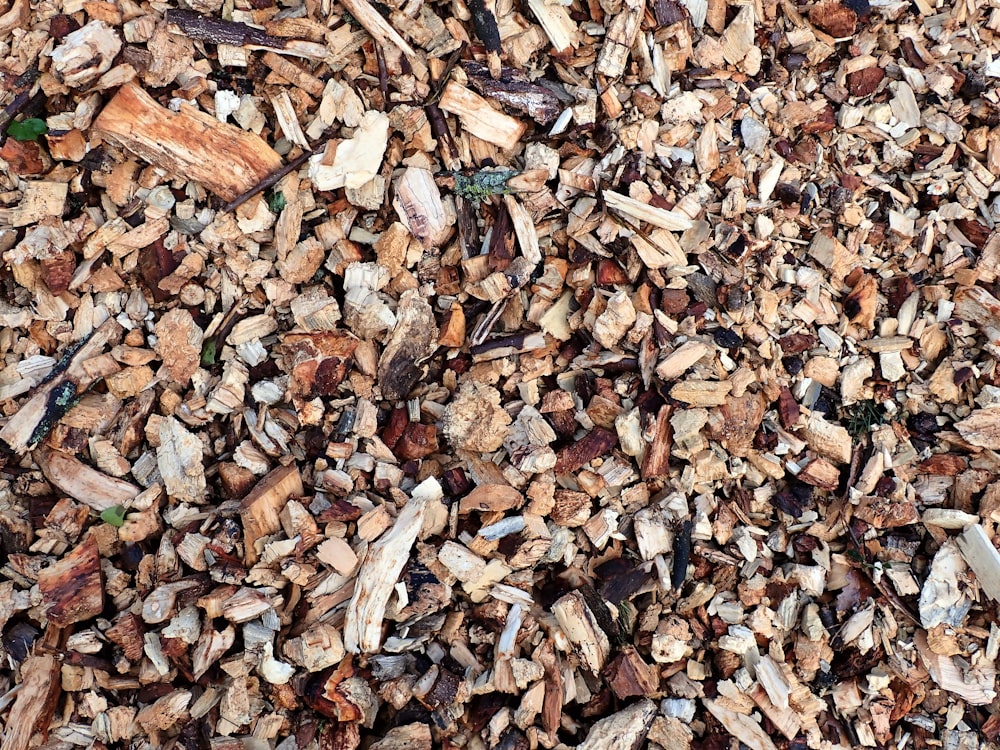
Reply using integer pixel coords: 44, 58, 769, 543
3, 0, 1000, 745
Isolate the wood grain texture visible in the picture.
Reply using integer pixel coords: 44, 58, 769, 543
93, 82, 282, 201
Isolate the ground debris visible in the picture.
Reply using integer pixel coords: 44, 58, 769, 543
3, 0, 1000, 746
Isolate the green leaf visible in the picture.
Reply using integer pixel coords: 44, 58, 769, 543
267, 190, 286, 213
100, 505, 127, 527
201, 337, 217, 366
7, 118, 47, 142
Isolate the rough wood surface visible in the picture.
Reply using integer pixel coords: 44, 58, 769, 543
4, 0, 1000, 746
0, 318, 122, 453
38, 535, 104, 626
239, 464, 304, 565
93, 82, 283, 201
37, 448, 141, 511
344, 477, 441, 653
4, 649, 62, 750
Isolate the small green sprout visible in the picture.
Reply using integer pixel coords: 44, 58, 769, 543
100, 505, 127, 527
844, 399, 885, 438
7, 118, 47, 142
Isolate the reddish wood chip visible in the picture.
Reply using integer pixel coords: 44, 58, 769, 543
847, 66, 884, 96
38, 535, 104, 626
0, 138, 47, 175
554, 427, 618, 474
808, 0, 858, 37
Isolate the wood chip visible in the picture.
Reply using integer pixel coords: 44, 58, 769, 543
7, 0, 1000, 746
956, 524, 1000, 603
344, 478, 441, 653
239, 465, 304, 565
439, 81, 527, 150
602, 190, 694, 231
38, 535, 104, 626
93, 82, 283, 201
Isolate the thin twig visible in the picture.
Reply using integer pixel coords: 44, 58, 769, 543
219, 147, 316, 214
375, 43, 389, 105
395, 43, 466, 108
428, 44, 466, 105
166, 9, 289, 50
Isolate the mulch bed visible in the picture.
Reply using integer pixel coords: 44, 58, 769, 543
2, 0, 1000, 747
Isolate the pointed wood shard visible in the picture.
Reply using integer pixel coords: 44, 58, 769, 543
4, 651, 61, 750
339, 0, 416, 58
344, 477, 442, 653
704, 698, 778, 750
577, 699, 657, 750
956, 524, 1000, 603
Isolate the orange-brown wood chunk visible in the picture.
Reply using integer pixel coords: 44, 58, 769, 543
93, 82, 283, 201
239, 464, 304, 564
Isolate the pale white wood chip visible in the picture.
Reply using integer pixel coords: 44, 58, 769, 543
526, 0, 579, 53
756, 655, 791, 710
38, 448, 140, 512
344, 477, 442, 653
704, 698, 778, 750
0, 182, 69, 228
915, 630, 997, 706
721, 5, 754, 66
592, 290, 637, 349
603, 190, 694, 231
800, 414, 852, 464
438, 541, 487, 583
595, 0, 642, 78
956, 524, 1000, 603
656, 340, 710, 380
954, 286, 1000, 351
50, 20, 121, 88
308, 110, 389, 191
393, 167, 455, 248
631, 228, 687, 270
955, 406, 1000, 449
270, 91, 309, 149
157, 417, 206, 504
922, 509, 979, 529
552, 591, 610, 673
919, 540, 970, 629
339, 0, 416, 58
890, 81, 921, 128
504, 195, 541, 266
577, 698, 656, 750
